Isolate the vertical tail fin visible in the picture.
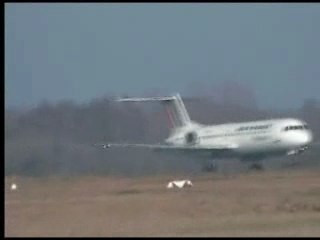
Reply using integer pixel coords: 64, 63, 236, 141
116, 93, 191, 129
162, 93, 190, 128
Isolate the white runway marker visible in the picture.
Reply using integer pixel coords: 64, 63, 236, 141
10, 183, 17, 191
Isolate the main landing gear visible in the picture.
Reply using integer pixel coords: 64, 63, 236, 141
202, 160, 218, 172
241, 157, 265, 171
248, 162, 264, 171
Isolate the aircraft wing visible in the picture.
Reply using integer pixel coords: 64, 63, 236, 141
312, 141, 320, 146
310, 141, 320, 149
93, 142, 238, 153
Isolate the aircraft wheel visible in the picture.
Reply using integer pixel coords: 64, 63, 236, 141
248, 163, 264, 171
202, 160, 218, 172
282, 159, 301, 168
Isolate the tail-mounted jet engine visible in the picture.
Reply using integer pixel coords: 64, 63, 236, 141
185, 131, 199, 145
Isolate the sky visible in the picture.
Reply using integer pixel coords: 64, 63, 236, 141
5, 3, 320, 109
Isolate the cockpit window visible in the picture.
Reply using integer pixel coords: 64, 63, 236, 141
283, 125, 307, 131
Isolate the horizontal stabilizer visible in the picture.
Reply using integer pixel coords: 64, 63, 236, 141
116, 96, 176, 102
115, 93, 191, 128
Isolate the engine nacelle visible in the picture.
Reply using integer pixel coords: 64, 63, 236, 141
185, 131, 199, 145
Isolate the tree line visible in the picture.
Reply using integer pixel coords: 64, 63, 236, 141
5, 95, 320, 177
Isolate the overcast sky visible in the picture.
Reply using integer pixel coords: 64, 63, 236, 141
5, 3, 320, 109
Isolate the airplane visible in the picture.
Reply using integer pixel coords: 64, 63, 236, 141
94, 93, 314, 171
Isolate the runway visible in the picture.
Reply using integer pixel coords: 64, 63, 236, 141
5, 169, 320, 237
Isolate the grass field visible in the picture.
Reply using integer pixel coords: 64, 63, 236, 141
5, 169, 320, 237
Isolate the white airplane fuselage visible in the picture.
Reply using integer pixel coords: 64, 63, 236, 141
165, 118, 313, 160
103, 94, 314, 163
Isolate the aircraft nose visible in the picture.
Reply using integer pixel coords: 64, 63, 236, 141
302, 131, 313, 145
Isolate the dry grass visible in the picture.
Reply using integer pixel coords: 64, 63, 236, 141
5, 169, 320, 237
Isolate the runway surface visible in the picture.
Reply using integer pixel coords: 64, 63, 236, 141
5, 169, 320, 237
